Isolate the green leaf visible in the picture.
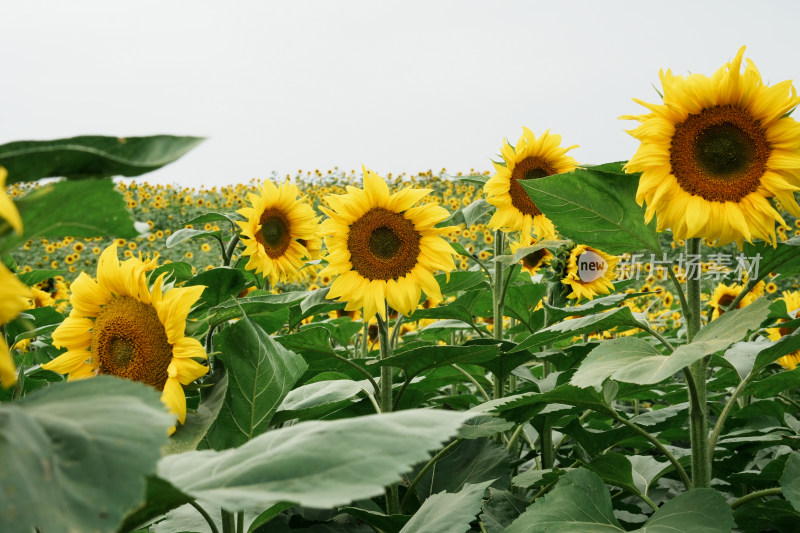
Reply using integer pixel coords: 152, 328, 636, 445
436, 270, 489, 295
584, 453, 669, 498
182, 211, 244, 228
399, 480, 494, 533
205, 315, 307, 449
481, 488, 529, 533
694, 297, 771, 344
185, 267, 247, 308
158, 409, 471, 511
512, 306, 644, 353
16, 269, 64, 286
166, 228, 222, 248
377, 343, 499, 378
118, 477, 193, 533
462, 198, 493, 227
780, 451, 800, 512
519, 166, 661, 254
1, 179, 136, 254
734, 499, 800, 533
0, 377, 173, 533
542, 292, 647, 325
742, 235, 800, 280
505, 468, 623, 533
0, 135, 204, 183
149, 261, 195, 284
165, 371, 228, 455
271, 379, 363, 424
206, 291, 309, 327
337, 507, 410, 533
457, 415, 515, 440
632, 489, 735, 533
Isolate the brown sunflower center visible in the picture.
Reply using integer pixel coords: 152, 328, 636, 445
715, 293, 738, 313
671, 105, 771, 202
509, 156, 557, 216
257, 208, 292, 258
347, 207, 421, 280
92, 296, 172, 390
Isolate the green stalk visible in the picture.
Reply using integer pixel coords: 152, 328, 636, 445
400, 439, 460, 512
685, 237, 710, 488
376, 309, 400, 515
730, 487, 783, 509
188, 501, 219, 533
492, 230, 506, 400
220, 509, 235, 533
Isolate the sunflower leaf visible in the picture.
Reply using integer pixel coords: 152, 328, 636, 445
0, 179, 137, 254
0, 376, 173, 533
0, 135, 204, 183
205, 314, 307, 449
519, 166, 661, 254
158, 409, 471, 512
399, 480, 495, 533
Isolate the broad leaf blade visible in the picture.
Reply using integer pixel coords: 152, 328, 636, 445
159, 409, 471, 511
399, 480, 495, 533
0, 135, 204, 183
633, 489, 735, 533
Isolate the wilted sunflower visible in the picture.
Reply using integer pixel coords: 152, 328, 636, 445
484, 128, 578, 241
41, 244, 208, 429
237, 180, 321, 285
768, 291, 800, 370
319, 167, 455, 319
708, 280, 765, 320
0, 166, 22, 234
623, 47, 800, 247
561, 244, 618, 301
0, 264, 32, 387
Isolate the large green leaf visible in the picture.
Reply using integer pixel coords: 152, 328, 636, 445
206, 291, 309, 327
512, 306, 644, 353
780, 451, 800, 512
165, 371, 228, 455
742, 235, 800, 280
118, 477, 193, 533
377, 343, 499, 378
505, 468, 623, 533
1, 179, 136, 253
205, 315, 307, 449
185, 267, 247, 308
631, 489, 735, 533
542, 292, 646, 325
694, 297, 771, 344
399, 480, 494, 533
158, 409, 470, 511
271, 379, 364, 424
0, 135, 204, 183
519, 165, 661, 254
584, 452, 669, 499
0, 377, 173, 533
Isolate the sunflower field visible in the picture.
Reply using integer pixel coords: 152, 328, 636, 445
4, 47, 800, 533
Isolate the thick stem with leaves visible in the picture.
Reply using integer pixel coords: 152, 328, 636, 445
376, 309, 400, 514
492, 230, 506, 399
685, 237, 710, 488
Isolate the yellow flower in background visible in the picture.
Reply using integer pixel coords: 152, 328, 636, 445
41, 244, 208, 430
319, 166, 455, 320
0, 166, 23, 234
484, 128, 578, 241
237, 180, 321, 285
768, 291, 800, 370
0, 264, 32, 387
707, 280, 765, 320
623, 47, 800, 248
561, 244, 618, 301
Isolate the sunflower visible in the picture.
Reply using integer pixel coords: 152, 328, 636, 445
236, 180, 321, 285
319, 166, 456, 319
41, 244, 208, 429
561, 244, 618, 301
0, 166, 22, 235
0, 265, 32, 387
623, 47, 800, 247
708, 280, 765, 320
484, 128, 578, 241
768, 291, 800, 370
510, 237, 553, 276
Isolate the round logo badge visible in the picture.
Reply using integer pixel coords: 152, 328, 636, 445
577, 251, 608, 282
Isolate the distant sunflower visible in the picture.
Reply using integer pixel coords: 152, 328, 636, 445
237, 180, 321, 285
708, 280, 765, 320
41, 244, 208, 429
623, 47, 800, 247
561, 245, 618, 301
0, 264, 32, 387
484, 128, 578, 241
319, 166, 455, 319
768, 291, 800, 370
0, 166, 22, 235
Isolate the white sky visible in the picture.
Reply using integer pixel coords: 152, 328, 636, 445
3, 0, 800, 187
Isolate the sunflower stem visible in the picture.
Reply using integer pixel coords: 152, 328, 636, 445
188, 501, 219, 533
376, 307, 400, 515
685, 237, 711, 489
223, 234, 240, 267
724, 276, 760, 313
220, 509, 235, 533
492, 230, 506, 397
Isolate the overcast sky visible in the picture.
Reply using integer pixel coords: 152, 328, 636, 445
3, 1, 800, 187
